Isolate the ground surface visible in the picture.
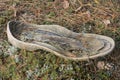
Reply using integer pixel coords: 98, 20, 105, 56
0, 0, 120, 80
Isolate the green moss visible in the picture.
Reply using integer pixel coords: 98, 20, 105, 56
0, 0, 119, 79
47, 12, 56, 17
0, 18, 5, 24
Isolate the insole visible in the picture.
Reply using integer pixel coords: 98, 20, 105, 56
18, 26, 105, 57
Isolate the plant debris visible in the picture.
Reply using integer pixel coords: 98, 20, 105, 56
0, 0, 120, 79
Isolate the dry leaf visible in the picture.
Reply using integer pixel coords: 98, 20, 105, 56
63, 0, 69, 9
97, 61, 114, 70
104, 63, 114, 70
85, 11, 91, 19
97, 61, 105, 70
9, 3, 17, 17
94, 0, 99, 4
103, 20, 111, 26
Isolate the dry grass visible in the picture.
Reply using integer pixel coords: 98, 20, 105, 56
0, 0, 120, 80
